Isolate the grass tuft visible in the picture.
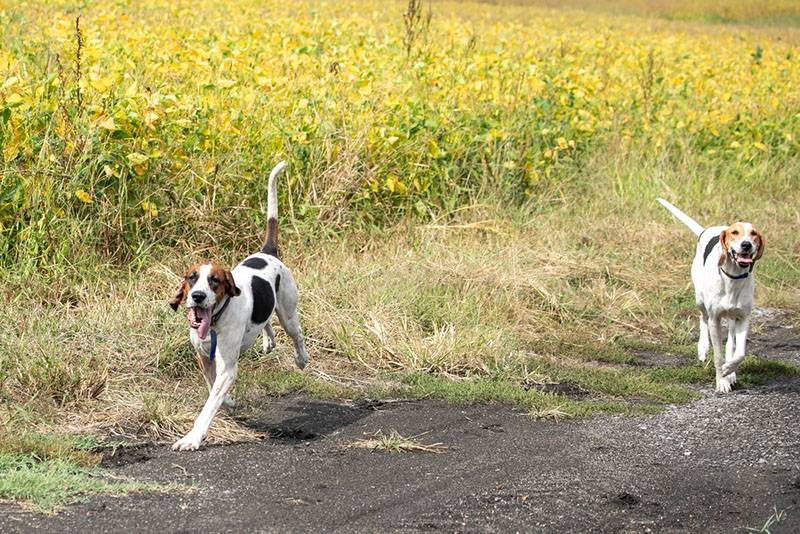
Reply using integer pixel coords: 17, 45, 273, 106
347, 430, 446, 453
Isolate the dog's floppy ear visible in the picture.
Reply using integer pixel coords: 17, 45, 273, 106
169, 280, 187, 311
718, 228, 729, 267
753, 228, 765, 261
224, 270, 241, 298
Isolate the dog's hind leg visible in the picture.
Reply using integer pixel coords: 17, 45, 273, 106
275, 272, 309, 370
262, 323, 276, 354
277, 308, 309, 370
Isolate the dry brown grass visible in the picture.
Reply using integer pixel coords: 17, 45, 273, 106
347, 430, 447, 453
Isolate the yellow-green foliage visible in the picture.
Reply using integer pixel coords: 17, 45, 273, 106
1, 0, 798, 272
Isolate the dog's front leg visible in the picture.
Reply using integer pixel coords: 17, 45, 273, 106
724, 322, 736, 384
722, 317, 750, 379
196, 352, 235, 409
697, 310, 710, 362
708, 317, 731, 393
173, 346, 239, 451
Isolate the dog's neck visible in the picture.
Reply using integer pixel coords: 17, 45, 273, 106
720, 253, 752, 280
212, 297, 231, 323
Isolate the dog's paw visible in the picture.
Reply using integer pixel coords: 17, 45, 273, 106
715, 376, 733, 394
727, 372, 737, 385
697, 352, 707, 362
295, 351, 308, 370
172, 432, 203, 451
721, 362, 737, 377
222, 395, 236, 409
262, 336, 276, 354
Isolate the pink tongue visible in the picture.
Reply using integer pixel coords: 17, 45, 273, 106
738, 256, 753, 264
196, 307, 212, 339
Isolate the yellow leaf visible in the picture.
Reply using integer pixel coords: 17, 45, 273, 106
127, 152, 149, 165
6, 93, 23, 107
217, 79, 236, 88
98, 117, 117, 131
75, 190, 93, 203
753, 142, 768, 152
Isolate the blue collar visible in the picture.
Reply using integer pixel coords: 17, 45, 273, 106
208, 297, 230, 361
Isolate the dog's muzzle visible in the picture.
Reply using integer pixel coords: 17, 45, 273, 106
188, 306, 213, 339
731, 249, 754, 269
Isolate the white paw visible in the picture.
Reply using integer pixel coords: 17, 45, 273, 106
263, 337, 276, 354
172, 432, 203, 451
727, 372, 737, 385
721, 362, 737, 377
295, 351, 308, 370
222, 395, 236, 409
715, 376, 733, 394
698, 352, 707, 363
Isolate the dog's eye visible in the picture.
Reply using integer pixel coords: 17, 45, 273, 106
750, 231, 757, 236
187, 272, 198, 282
731, 230, 739, 236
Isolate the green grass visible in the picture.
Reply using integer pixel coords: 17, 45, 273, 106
0, 454, 145, 513
0, 432, 162, 513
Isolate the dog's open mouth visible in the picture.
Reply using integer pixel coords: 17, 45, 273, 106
733, 251, 754, 269
187, 306, 212, 339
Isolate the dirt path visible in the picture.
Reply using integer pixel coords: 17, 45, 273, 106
3, 316, 799, 533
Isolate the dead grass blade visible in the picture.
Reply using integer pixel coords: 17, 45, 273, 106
347, 430, 446, 453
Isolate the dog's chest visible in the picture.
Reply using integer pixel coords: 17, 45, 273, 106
710, 280, 754, 317
189, 330, 212, 356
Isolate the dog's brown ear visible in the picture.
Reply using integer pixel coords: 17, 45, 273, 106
224, 270, 241, 298
753, 229, 765, 261
169, 281, 187, 311
718, 228, 729, 267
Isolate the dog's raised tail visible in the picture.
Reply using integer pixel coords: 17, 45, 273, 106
262, 161, 287, 257
656, 198, 704, 236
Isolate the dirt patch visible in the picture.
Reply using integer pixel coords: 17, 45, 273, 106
750, 308, 800, 367
100, 444, 155, 468
625, 347, 691, 368
523, 380, 590, 398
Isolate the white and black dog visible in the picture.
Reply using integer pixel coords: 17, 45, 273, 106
657, 198, 764, 393
168, 161, 309, 451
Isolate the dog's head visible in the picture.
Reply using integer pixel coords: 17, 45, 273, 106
169, 262, 241, 338
719, 222, 764, 269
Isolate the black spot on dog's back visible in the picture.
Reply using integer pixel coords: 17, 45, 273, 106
251, 276, 275, 324
241, 256, 268, 270
275, 274, 281, 295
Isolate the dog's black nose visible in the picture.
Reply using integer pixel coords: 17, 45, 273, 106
740, 241, 753, 252
191, 291, 205, 303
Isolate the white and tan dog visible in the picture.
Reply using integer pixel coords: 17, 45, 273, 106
657, 198, 764, 393
168, 161, 309, 451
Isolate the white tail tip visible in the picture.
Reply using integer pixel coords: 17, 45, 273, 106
269, 161, 287, 180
